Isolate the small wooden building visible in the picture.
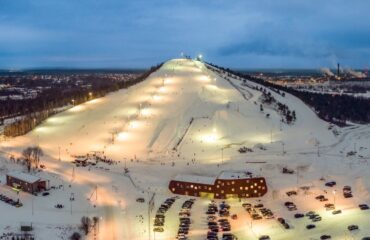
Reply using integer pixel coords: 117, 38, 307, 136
6, 171, 47, 194
169, 171, 268, 199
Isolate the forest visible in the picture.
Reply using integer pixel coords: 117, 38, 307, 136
1, 64, 162, 137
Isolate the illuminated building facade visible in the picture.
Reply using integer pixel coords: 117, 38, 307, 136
169, 171, 268, 199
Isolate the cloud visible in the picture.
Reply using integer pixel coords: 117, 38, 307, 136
0, 0, 369, 68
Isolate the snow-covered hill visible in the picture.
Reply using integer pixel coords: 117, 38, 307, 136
1, 59, 370, 240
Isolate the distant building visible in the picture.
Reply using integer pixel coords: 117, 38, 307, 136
6, 171, 47, 194
169, 171, 267, 199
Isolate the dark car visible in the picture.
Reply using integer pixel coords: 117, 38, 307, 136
348, 225, 359, 231
259, 236, 270, 240
294, 213, 304, 218
359, 204, 369, 210
306, 224, 316, 230
320, 235, 331, 239
325, 181, 336, 187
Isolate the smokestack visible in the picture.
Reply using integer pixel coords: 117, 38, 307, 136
337, 63, 340, 77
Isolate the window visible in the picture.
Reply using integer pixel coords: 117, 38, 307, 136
172, 188, 175, 192
260, 180, 264, 183
232, 181, 235, 185
251, 185, 254, 189
209, 187, 212, 191
190, 185, 194, 188
221, 190, 224, 193
217, 185, 220, 188
254, 183, 257, 186
194, 186, 198, 190
245, 187, 248, 190
232, 188, 235, 192
240, 187, 243, 190
254, 190, 257, 193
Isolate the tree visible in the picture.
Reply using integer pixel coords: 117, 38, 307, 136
31, 146, 43, 169
22, 147, 33, 172
70, 232, 81, 240
80, 216, 91, 235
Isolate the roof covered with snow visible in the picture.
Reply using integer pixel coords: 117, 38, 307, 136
7, 171, 41, 183
217, 171, 252, 180
173, 174, 216, 185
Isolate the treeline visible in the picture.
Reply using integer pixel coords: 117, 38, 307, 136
207, 62, 370, 125
260, 89, 296, 124
2, 63, 163, 137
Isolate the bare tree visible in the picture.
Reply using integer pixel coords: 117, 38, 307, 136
80, 216, 91, 235
69, 232, 81, 240
31, 146, 43, 169
22, 147, 33, 172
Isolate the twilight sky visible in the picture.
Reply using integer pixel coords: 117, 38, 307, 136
0, 0, 369, 69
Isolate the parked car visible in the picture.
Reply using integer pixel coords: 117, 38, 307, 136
306, 224, 316, 230
294, 213, 304, 218
259, 235, 270, 240
348, 225, 359, 231
332, 210, 342, 215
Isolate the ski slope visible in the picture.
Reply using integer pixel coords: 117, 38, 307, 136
1, 58, 370, 240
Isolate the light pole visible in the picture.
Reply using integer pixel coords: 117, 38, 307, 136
333, 190, 336, 208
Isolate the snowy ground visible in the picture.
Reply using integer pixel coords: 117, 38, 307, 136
0, 58, 370, 240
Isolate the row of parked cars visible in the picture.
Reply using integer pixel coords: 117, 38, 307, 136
153, 197, 177, 232
176, 198, 195, 240
205, 201, 237, 240
0, 193, 22, 208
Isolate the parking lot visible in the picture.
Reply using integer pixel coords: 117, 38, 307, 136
151, 182, 370, 240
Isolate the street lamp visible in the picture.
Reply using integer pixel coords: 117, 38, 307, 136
333, 190, 336, 207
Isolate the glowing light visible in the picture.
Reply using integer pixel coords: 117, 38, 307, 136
129, 121, 139, 129
141, 108, 151, 116
117, 132, 129, 141
202, 134, 217, 143
159, 86, 165, 93
198, 75, 210, 82
86, 99, 101, 105
153, 95, 161, 101
69, 105, 85, 112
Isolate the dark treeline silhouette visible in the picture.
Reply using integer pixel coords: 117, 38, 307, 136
2, 63, 163, 137
207, 62, 370, 125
